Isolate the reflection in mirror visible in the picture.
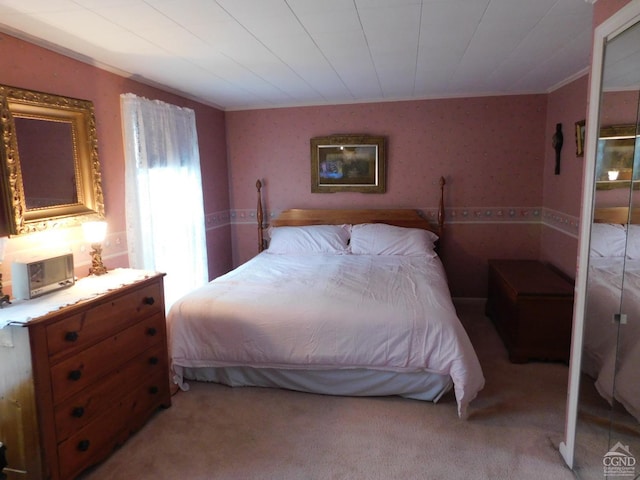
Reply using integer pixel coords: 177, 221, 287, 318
596, 124, 639, 188
0, 84, 104, 235
14, 116, 78, 209
572, 14, 640, 480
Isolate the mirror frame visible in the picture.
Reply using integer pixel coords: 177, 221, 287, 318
560, 0, 640, 469
0, 84, 104, 235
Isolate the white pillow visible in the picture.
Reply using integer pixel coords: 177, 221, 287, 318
625, 224, 640, 259
349, 223, 438, 257
590, 223, 626, 257
267, 224, 351, 254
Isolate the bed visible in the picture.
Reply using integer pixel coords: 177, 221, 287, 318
582, 208, 640, 422
167, 178, 485, 419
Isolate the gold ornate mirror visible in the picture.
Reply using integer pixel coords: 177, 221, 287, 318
0, 84, 104, 235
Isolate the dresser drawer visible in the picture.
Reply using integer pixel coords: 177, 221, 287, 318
56, 372, 169, 480
50, 312, 166, 405
54, 343, 168, 441
46, 281, 163, 360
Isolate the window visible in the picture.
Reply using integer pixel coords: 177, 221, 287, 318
121, 94, 208, 310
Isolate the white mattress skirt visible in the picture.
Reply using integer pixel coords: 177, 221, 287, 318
181, 366, 453, 403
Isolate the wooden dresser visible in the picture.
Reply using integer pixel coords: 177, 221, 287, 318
485, 259, 574, 363
0, 270, 171, 480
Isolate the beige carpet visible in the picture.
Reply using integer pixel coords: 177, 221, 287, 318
81, 299, 577, 480
571, 372, 640, 479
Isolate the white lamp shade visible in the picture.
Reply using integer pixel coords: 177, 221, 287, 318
83, 221, 107, 243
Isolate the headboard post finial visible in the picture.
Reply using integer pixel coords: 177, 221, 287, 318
256, 179, 265, 252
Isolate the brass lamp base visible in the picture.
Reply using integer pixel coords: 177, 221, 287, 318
88, 243, 108, 276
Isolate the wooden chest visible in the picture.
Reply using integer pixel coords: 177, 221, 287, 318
0, 271, 171, 480
485, 259, 574, 363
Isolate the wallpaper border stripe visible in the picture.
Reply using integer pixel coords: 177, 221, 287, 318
214, 207, 580, 238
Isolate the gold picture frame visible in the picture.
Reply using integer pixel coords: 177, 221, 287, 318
311, 134, 386, 193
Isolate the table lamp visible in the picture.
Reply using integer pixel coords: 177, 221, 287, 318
0, 237, 10, 306
83, 221, 108, 276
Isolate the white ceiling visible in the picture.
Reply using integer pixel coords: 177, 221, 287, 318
0, 0, 594, 111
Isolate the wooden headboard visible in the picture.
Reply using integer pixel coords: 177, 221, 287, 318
255, 177, 446, 252
594, 206, 640, 225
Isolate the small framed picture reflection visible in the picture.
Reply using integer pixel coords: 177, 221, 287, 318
595, 124, 638, 190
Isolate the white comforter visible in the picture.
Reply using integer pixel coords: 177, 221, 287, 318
168, 252, 484, 418
584, 257, 640, 421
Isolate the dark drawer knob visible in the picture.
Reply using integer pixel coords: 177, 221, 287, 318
149, 356, 159, 365
146, 327, 157, 336
149, 386, 159, 395
77, 440, 90, 452
71, 407, 85, 418
65, 331, 79, 342
143, 296, 155, 305
68, 370, 82, 381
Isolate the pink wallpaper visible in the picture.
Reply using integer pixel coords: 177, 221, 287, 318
594, 0, 634, 27
227, 96, 546, 209
226, 95, 551, 296
540, 74, 589, 277
0, 32, 231, 291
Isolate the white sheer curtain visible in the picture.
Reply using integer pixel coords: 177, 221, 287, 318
120, 93, 208, 310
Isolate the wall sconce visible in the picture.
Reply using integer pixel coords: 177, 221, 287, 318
0, 237, 10, 306
83, 221, 108, 276
608, 170, 620, 181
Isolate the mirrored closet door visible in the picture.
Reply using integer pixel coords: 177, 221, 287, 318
561, 2, 640, 478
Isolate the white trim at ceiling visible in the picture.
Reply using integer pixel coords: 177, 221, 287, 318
546, 67, 590, 94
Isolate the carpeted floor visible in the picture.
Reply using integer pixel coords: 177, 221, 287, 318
80, 299, 578, 480
570, 371, 640, 480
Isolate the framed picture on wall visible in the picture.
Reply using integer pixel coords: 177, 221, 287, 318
575, 120, 585, 157
310, 134, 386, 193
